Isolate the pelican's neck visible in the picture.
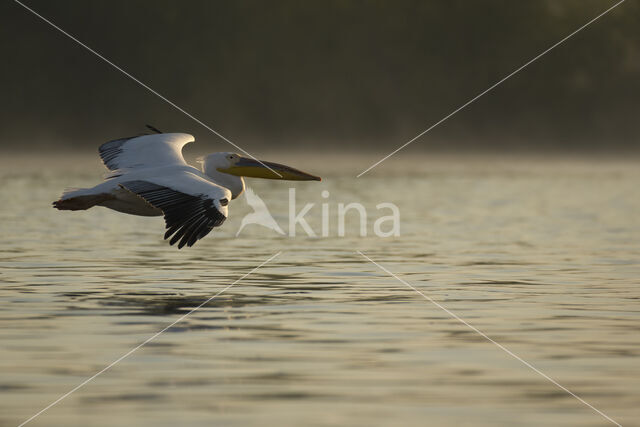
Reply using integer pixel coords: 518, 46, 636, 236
202, 167, 245, 199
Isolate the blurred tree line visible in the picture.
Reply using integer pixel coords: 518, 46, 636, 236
0, 0, 638, 152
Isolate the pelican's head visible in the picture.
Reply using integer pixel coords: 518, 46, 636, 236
201, 152, 321, 198
209, 152, 321, 181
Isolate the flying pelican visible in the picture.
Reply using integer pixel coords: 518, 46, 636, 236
53, 129, 321, 248
236, 187, 285, 236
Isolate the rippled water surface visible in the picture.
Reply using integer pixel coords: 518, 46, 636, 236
1, 153, 639, 426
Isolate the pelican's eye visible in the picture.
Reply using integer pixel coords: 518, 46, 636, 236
220, 198, 229, 206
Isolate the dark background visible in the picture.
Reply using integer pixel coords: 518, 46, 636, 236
0, 0, 638, 153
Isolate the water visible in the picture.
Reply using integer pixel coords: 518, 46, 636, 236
1, 153, 639, 426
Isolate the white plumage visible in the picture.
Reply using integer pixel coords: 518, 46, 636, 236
54, 130, 320, 248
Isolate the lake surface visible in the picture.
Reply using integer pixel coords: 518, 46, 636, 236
1, 152, 639, 426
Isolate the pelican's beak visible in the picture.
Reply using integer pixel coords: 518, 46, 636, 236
219, 156, 321, 181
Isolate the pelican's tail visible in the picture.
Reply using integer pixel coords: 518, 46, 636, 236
53, 188, 112, 211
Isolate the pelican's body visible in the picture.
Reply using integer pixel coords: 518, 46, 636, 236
54, 131, 320, 248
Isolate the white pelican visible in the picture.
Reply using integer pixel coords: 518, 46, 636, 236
53, 129, 320, 248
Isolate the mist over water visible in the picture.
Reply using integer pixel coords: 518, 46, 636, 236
1, 0, 639, 150
1, 153, 639, 426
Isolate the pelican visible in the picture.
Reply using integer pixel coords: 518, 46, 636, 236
53, 129, 321, 248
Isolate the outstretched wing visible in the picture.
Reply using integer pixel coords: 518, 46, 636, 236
120, 174, 230, 249
99, 133, 194, 171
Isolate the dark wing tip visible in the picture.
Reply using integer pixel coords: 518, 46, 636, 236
120, 180, 226, 249
145, 124, 163, 134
